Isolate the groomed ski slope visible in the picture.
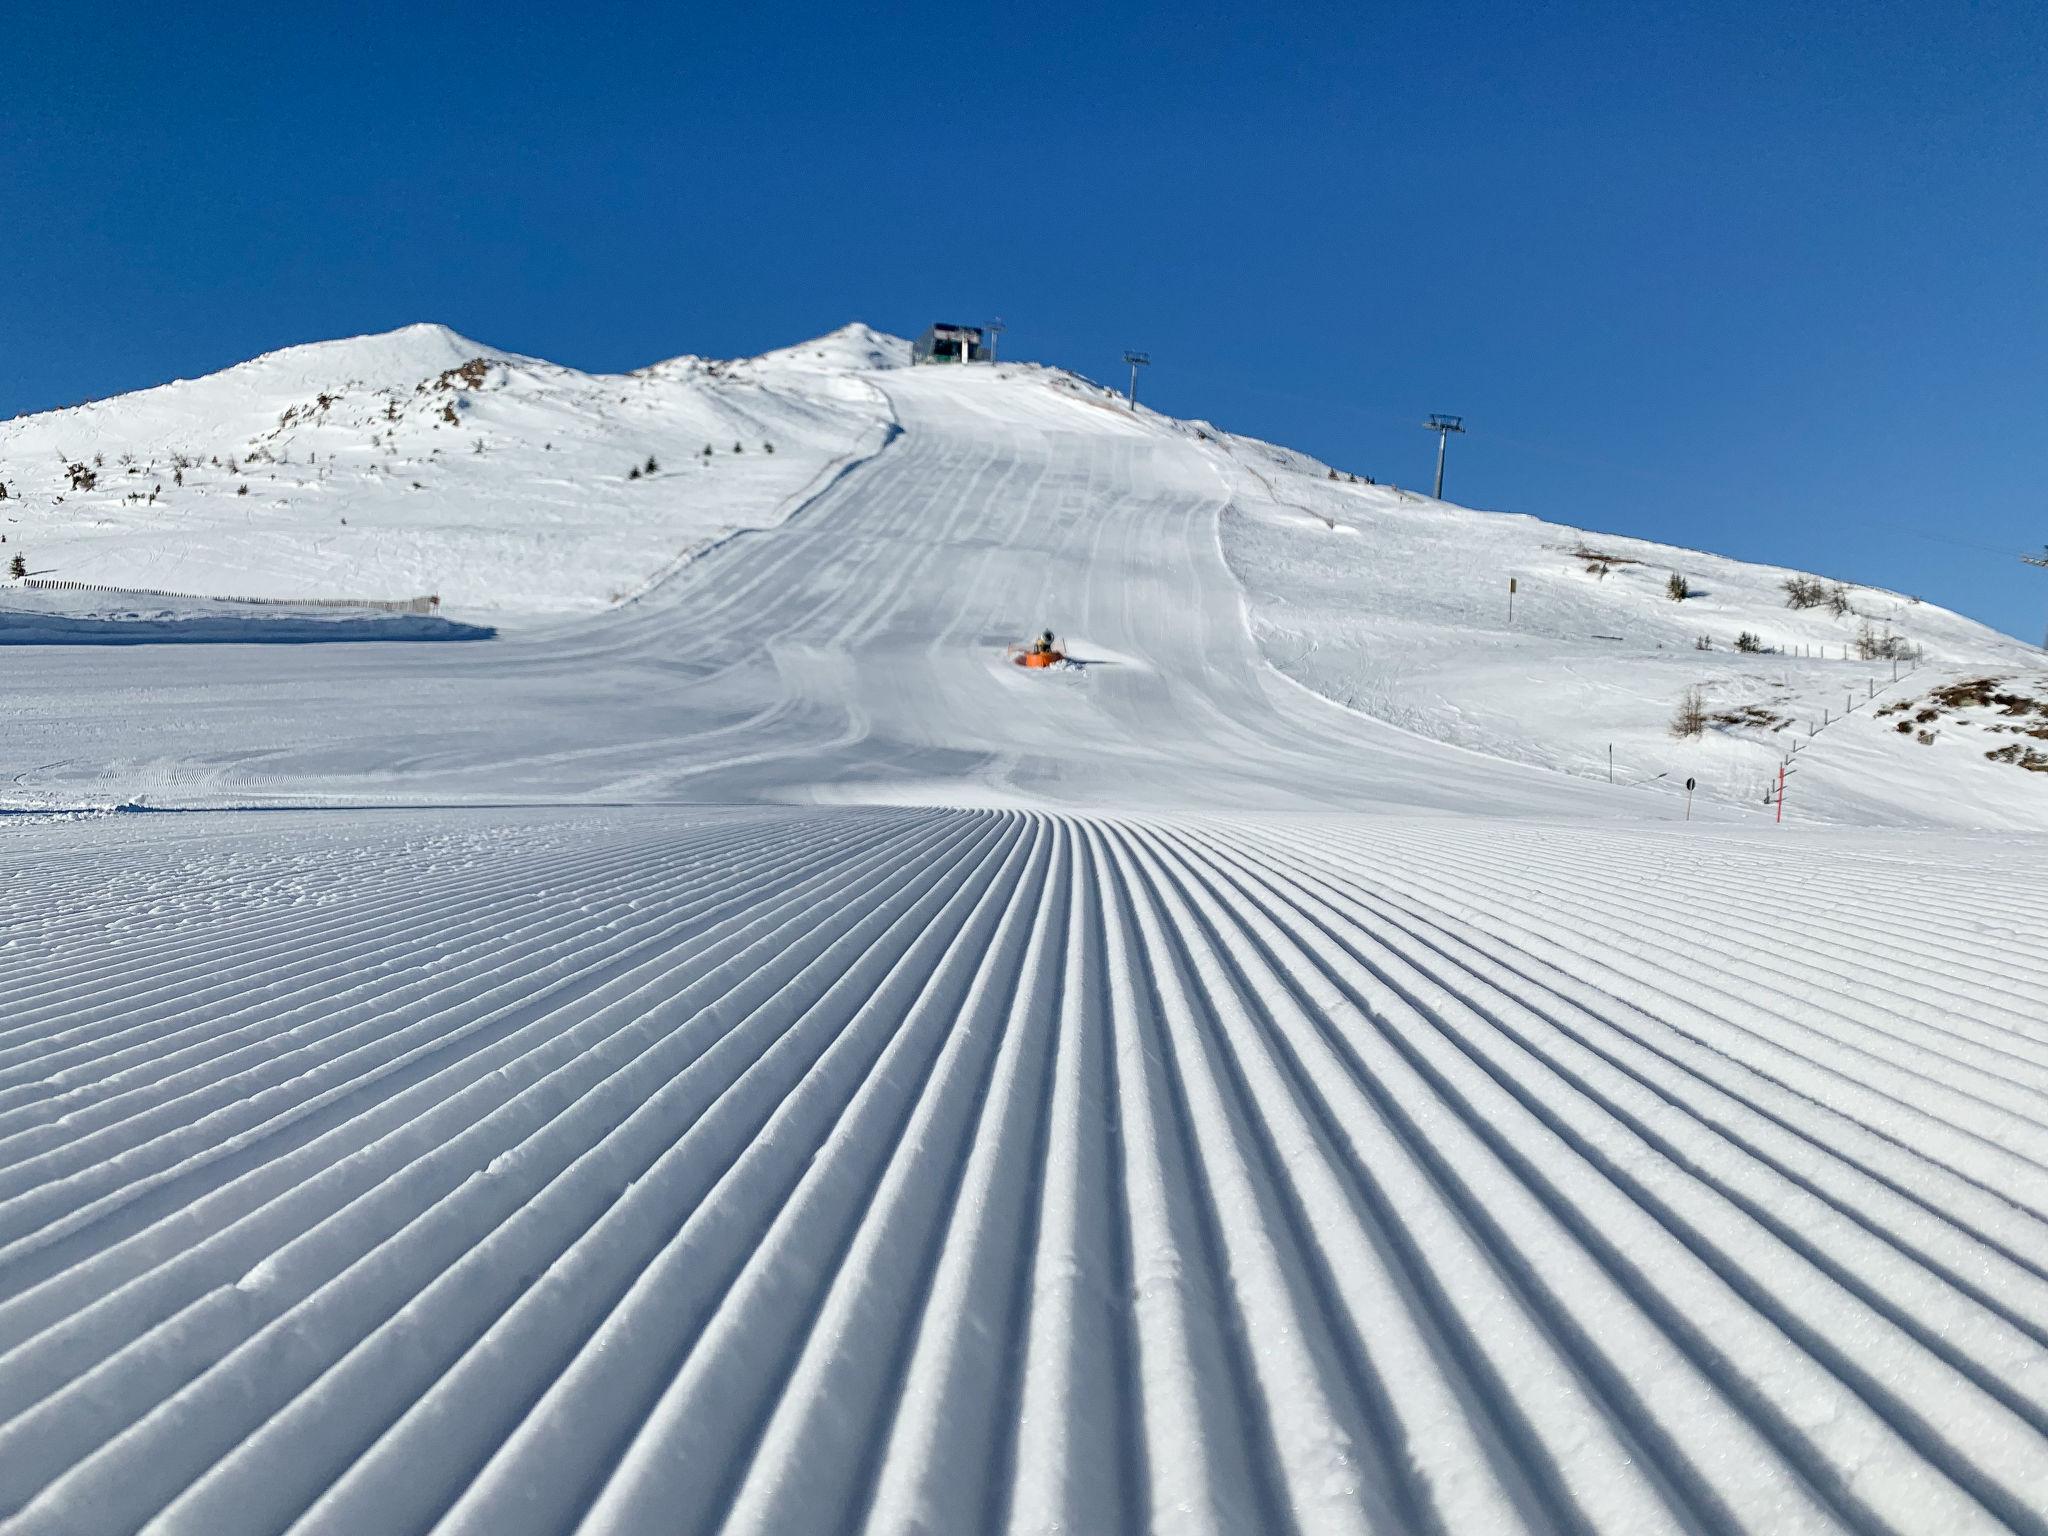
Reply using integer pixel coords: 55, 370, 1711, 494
5, 343, 2048, 1534
6, 809, 2048, 1535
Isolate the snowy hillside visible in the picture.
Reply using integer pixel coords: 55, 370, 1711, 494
0, 324, 896, 612
1207, 442, 2048, 826
4, 322, 2045, 828
8, 320, 2037, 824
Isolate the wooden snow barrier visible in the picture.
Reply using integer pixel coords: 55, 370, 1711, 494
20, 579, 441, 615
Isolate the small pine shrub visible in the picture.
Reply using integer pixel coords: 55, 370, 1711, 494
629, 466, 641, 480
1735, 631, 1763, 652
646, 455, 659, 474
733, 441, 744, 454
8, 553, 25, 579
237, 484, 249, 496
763, 442, 774, 454
1666, 572, 1690, 601
1695, 635, 1713, 651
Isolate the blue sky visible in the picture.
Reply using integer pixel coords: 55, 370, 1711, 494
8, 2, 2046, 641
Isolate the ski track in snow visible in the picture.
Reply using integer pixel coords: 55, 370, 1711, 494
6, 350, 2048, 1534
0, 809, 2045, 1535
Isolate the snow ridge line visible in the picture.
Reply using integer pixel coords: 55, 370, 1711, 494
1, 807, 2045, 1535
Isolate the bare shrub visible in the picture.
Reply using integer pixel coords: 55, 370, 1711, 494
1671, 687, 1708, 739
1784, 575, 1853, 616
1854, 621, 1910, 660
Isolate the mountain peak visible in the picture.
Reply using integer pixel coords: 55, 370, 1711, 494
232, 323, 522, 391
747, 322, 912, 372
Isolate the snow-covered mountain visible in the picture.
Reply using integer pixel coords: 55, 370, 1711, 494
9, 320, 2048, 1536
3, 321, 2042, 827
0, 323, 895, 611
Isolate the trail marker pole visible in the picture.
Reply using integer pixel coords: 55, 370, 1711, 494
1607, 744, 1613, 783
1685, 776, 1696, 820
1776, 762, 1785, 823
1508, 576, 1517, 624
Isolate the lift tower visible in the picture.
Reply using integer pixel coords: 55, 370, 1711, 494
1424, 414, 1465, 500
2024, 546, 2048, 649
1123, 351, 1150, 411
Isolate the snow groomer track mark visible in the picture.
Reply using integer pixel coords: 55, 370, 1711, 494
4, 806, 2047, 1535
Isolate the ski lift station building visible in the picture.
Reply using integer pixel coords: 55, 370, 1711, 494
912, 323, 989, 364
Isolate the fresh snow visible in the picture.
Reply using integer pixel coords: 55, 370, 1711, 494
2, 325, 2046, 1535
1213, 456, 2048, 827
0, 323, 892, 614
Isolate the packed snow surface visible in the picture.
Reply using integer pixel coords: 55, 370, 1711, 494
3, 327, 2047, 1534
